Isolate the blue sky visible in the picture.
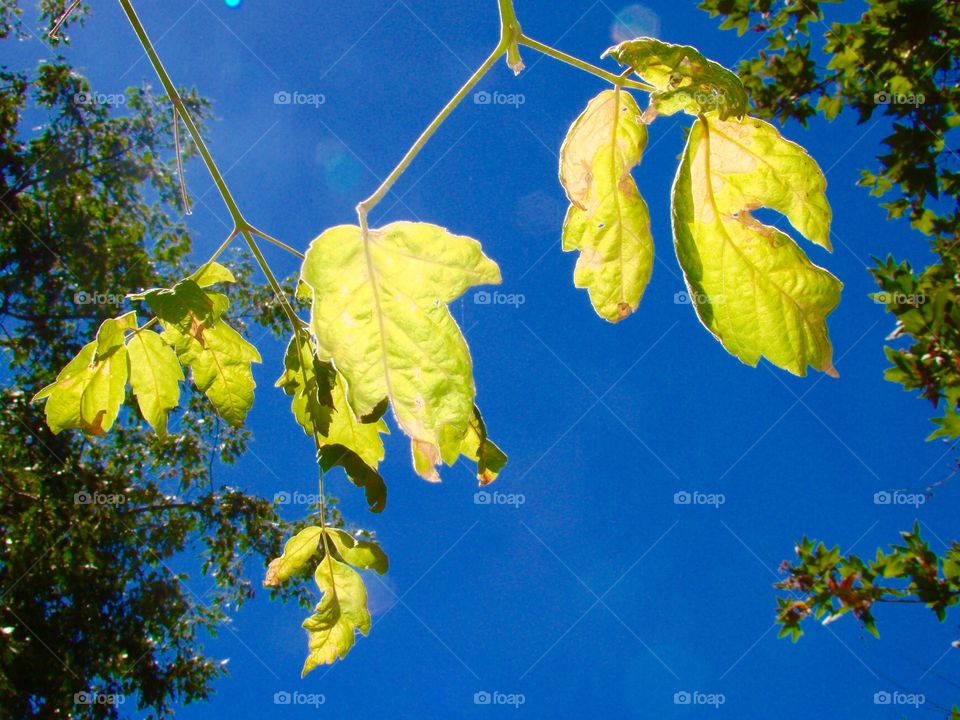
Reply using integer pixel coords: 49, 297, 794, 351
11, 0, 960, 717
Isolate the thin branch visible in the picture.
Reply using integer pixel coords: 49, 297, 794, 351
48, 0, 81, 39
172, 106, 192, 216
519, 34, 656, 92
249, 227, 305, 260
355, 43, 505, 232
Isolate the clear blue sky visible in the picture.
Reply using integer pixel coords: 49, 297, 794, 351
15, 0, 960, 717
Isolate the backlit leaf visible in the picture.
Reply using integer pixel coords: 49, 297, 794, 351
276, 328, 337, 438
34, 313, 137, 435
559, 88, 653, 322
672, 113, 841, 376
301, 554, 370, 675
301, 221, 501, 481
126, 328, 183, 435
264, 527, 324, 587
278, 328, 389, 510
459, 406, 507, 485
191, 260, 236, 288
318, 445, 387, 513
140, 279, 260, 425
604, 37, 748, 120
325, 528, 389, 574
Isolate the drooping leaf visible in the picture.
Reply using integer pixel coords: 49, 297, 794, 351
325, 528, 389, 574
301, 554, 371, 675
559, 88, 654, 322
672, 113, 841, 376
34, 313, 137, 435
323, 369, 388, 469
318, 445, 387, 513
126, 328, 183, 435
604, 37, 748, 120
276, 327, 337, 438
139, 279, 260, 425
301, 221, 501, 481
459, 406, 507, 486
277, 327, 389, 511
264, 527, 324, 587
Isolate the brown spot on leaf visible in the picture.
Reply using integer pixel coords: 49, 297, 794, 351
263, 557, 282, 587
83, 410, 108, 437
188, 314, 206, 347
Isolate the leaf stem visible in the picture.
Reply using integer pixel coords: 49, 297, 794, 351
117, 1, 305, 329
117, 1, 325, 544
497, 0, 524, 73
249, 227, 305, 260
355, 43, 505, 233
172, 105, 192, 215
518, 34, 655, 91
354, 2, 654, 231
118, 0, 248, 235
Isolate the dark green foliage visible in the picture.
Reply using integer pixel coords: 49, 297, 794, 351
776, 524, 960, 639
0, 4, 318, 717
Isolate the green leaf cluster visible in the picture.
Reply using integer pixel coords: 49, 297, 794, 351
776, 524, 960, 641
34, 263, 260, 435
264, 526, 388, 675
556, 42, 840, 376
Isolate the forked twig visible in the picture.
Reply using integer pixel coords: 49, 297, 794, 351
48, 0, 82, 39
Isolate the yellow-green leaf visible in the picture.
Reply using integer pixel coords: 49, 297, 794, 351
559, 88, 653, 322
163, 320, 261, 426
264, 527, 324, 587
141, 280, 260, 426
126, 329, 183, 435
301, 221, 501, 481
191, 260, 236, 288
672, 113, 842, 376
301, 554, 370, 675
604, 37, 748, 120
277, 328, 390, 512
459, 405, 507, 486
324, 369, 388, 469
34, 313, 136, 435
325, 528, 388, 574
276, 328, 337, 438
